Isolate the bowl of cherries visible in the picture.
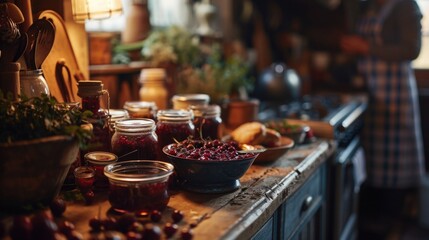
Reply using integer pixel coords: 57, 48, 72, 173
162, 139, 260, 193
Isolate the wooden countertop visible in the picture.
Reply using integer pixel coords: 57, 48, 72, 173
63, 140, 335, 240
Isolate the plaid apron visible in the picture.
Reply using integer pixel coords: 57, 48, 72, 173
357, 0, 425, 188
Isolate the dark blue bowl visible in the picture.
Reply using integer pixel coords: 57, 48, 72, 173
162, 144, 259, 193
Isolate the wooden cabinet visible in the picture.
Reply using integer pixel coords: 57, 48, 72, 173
251, 216, 279, 240
281, 163, 327, 240
251, 161, 328, 240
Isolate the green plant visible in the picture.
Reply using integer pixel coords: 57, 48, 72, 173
0, 93, 92, 148
140, 26, 202, 66
176, 44, 254, 102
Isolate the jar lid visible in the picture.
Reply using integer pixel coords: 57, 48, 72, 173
85, 151, 118, 166
77, 80, 104, 97
172, 94, 210, 103
19, 69, 43, 76
157, 109, 193, 122
109, 109, 129, 122
139, 68, 166, 83
115, 118, 156, 133
123, 101, 157, 112
190, 104, 220, 117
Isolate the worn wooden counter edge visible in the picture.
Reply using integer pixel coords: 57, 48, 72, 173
200, 140, 336, 240
62, 139, 335, 240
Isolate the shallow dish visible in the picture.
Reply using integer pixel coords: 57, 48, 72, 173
264, 120, 308, 144
162, 141, 260, 193
254, 136, 294, 163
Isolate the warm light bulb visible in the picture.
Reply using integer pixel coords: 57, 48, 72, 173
71, 0, 123, 23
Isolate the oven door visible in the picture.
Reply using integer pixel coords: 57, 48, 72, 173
331, 136, 364, 240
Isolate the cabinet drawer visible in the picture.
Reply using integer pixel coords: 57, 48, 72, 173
282, 165, 326, 239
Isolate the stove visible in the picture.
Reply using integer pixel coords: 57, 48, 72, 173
258, 93, 367, 147
258, 93, 368, 240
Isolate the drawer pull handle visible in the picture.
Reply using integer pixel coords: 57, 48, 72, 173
302, 196, 314, 212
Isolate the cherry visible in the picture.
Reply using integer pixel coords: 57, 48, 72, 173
84, 190, 95, 204
58, 220, 75, 236
9, 215, 32, 240
171, 210, 184, 223
89, 217, 103, 231
163, 222, 178, 238
126, 231, 143, 240
50, 197, 67, 217
103, 217, 118, 231
129, 221, 144, 233
67, 230, 84, 240
180, 228, 194, 240
150, 210, 162, 223
142, 223, 161, 240
102, 231, 127, 240
31, 212, 59, 240
116, 213, 137, 233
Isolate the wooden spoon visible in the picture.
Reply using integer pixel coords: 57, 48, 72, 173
34, 18, 55, 69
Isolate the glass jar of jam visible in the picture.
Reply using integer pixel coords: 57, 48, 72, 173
111, 118, 158, 161
171, 93, 210, 110
108, 109, 129, 133
191, 104, 222, 140
73, 166, 95, 194
104, 160, 174, 214
156, 109, 195, 161
85, 151, 118, 190
77, 81, 111, 155
123, 101, 157, 119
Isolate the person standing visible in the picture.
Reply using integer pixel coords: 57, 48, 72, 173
340, 0, 425, 239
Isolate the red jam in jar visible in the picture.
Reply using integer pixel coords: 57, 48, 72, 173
123, 101, 157, 119
156, 109, 195, 161
104, 160, 174, 214
85, 151, 118, 190
111, 119, 159, 161
73, 166, 95, 193
191, 104, 222, 140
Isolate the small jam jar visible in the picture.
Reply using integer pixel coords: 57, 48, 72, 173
191, 104, 222, 140
73, 166, 95, 193
104, 160, 174, 214
111, 119, 159, 161
85, 152, 118, 190
123, 101, 157, 119
156, 109, 195, 160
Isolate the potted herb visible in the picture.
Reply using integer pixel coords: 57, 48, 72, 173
0, 93, 92, 213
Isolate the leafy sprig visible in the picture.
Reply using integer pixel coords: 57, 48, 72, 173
0, 93, 92, 148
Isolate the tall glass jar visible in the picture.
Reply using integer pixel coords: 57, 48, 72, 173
111, 118, 159, 161
20, 69, 50, 97
123, 101, 157, 119
191, 104, 222, 140
77, 80, 111, 161
156, 109, 195, 161
139, 68, 168, 110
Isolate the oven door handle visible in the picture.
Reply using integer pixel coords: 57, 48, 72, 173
339, 104, 366, 132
